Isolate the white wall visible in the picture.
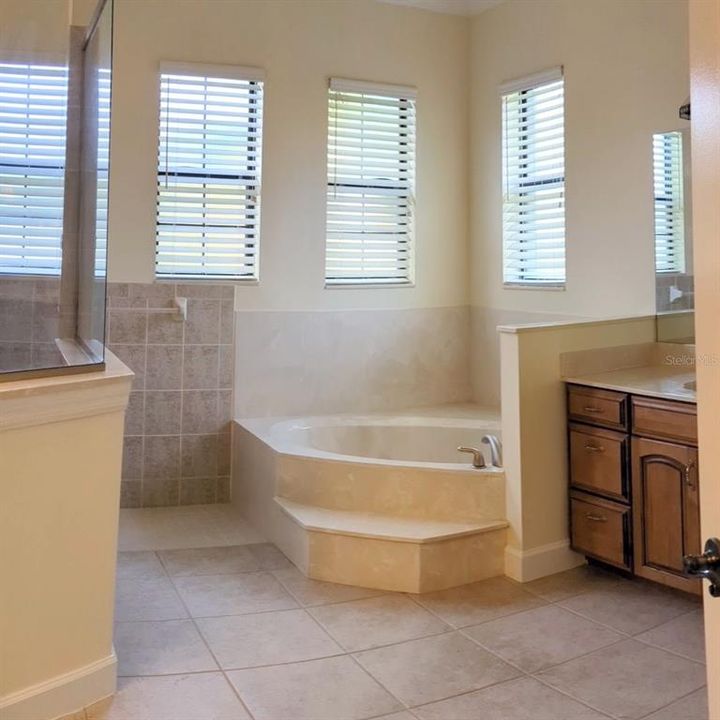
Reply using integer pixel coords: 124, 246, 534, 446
108, 0, 470, 312
469, 0, 689, 403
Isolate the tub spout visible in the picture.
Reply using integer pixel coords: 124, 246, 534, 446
457, 446, 486, 468
482, 435, 502, 467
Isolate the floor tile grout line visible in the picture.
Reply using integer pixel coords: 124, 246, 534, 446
154, 549, 259, 720
551, 596, 702, 646
270, 568, 398, 610
527, 634, 708, 720
314, 615, 457, 656
401, 673, 553, 715
528, 671, 620, 720
114, 537, 709, 720
635, 684, 709, 720
406, 586, 549, 632
345, 649, 412, 713
290, 590, 417, 713
632, 634, 707, 666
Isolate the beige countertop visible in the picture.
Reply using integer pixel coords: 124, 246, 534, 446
564, 365, 696, 403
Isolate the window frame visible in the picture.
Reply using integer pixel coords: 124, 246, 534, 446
500, 67, 566, 289
154, 61, 265, 282
652, 130, 686, 275
0, 61, 69, 278
325, 77, 417, 289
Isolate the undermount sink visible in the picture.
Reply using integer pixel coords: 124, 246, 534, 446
683, 380, 697, 391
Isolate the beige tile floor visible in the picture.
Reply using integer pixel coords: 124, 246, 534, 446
72, 507, 710, 720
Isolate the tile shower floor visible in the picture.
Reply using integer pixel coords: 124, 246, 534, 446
79, 506, 708, 720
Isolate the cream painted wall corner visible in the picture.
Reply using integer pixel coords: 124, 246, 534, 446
0, 353, 132, 720
499, 316, 657, 578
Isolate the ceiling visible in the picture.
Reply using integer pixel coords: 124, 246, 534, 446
377, 0, 505, 16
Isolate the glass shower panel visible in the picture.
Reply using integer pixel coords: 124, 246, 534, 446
0, 0, 112, 379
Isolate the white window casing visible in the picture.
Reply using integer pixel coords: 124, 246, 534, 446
653, 131, 685, 274
0, 63, 68, 276
501, 67, 565, 287
326, 77, 416, 286
155, 61, 264, 280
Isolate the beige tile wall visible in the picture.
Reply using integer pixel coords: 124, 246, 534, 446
0, 277, 65, 372
233, 306, 473, 418
108, 282, 234, 508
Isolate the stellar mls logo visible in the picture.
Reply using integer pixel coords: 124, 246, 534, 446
665, 354, 720, 367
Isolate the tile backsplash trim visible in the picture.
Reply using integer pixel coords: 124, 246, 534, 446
108, 282, 234, 508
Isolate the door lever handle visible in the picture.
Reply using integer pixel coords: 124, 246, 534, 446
683, 538, 720, 597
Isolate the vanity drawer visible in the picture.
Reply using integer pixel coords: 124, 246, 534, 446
569, 424, 629, 502
568, 386, 628, 430
570, 491, 632, 570
631, 396, 697, 445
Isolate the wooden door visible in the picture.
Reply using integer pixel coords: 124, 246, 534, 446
631, 438, 701, 593
690, 0, 720, 713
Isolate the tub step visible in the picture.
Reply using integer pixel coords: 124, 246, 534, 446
273, 497, 508, 592
274, 497, 507, 544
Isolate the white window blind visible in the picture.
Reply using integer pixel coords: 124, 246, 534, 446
653, 131, 685, 274
155, 63, 264, 279
0, 63, 68, 275
501, 69, 565, 286
326, 78, 416, 285
95, 67, 111, 276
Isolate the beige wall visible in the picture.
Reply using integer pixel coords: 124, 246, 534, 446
0, 0, 69, 61
470, 0, 689, 319
500, 316, 657, 581
108, 0, 470, 312
0, 356, 132, 719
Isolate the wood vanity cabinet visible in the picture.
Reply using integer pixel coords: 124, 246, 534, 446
567, 385, 701, 594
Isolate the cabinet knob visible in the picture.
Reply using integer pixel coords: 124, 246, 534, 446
584, 444, 605, 453
582, 406, 604, 414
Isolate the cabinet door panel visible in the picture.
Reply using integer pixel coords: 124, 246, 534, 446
631, 437, 701, 594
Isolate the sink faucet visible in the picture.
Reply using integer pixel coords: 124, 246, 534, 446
457, 446, 486, 468
481, 435, 502, 467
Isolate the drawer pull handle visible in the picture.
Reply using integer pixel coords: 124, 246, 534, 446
684, 460, 697, 490
582, 406, 604, 414
584, 444, 605, 453
585, 512, 608, 523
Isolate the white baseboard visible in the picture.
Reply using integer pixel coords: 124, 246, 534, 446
0, 652, 117, 720
505, 539, 585, 582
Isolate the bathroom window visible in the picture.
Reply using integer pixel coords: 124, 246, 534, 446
0, 63, 68, 275
155, 63, 264, 280
653, 131, 685, 274
501, 68, 565, 286
326, 78, 416, 285
95, 67, 111, 277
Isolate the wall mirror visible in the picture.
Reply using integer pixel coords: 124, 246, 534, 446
0, 0, 112, 380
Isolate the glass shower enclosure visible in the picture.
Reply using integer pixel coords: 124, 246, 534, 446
0, 0, 112, 380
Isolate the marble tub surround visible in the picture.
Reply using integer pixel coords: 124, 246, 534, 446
233, 306, 472, 418
233, 406, 508, 593
106, 282, 234, 508
561, 342, 696, 402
